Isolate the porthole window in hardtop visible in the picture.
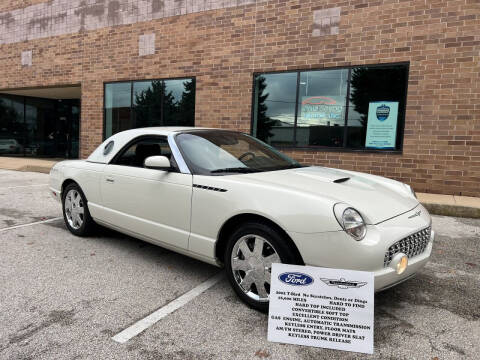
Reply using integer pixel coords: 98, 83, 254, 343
103, 140, 114, 155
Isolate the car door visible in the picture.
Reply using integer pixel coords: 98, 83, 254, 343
100, 136, 192, 250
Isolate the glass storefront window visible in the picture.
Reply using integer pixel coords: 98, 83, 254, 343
163, 79, 195, 126
252, 63, 409, 151
105, 82, 132, 138
105, 78, 195, 139
252, 72, 297, 146
133, 80, 162, 129
297, 69, 348, 147
0, 94, 80, 158
0, 95, 25, 156
347, 66, 408, 149
25, 97, 56, 157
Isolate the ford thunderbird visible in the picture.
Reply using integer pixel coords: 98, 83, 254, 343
49, 128, 434, 311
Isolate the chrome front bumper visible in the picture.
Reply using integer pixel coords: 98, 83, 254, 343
374, 229, 433, 291
288, 204, 434, 291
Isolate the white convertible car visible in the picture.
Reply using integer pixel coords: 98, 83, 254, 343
49, 127, 434, 311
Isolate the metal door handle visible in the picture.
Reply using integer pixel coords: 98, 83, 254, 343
106, 178, 114, 183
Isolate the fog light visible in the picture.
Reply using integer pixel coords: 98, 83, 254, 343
390, 253, 408, 275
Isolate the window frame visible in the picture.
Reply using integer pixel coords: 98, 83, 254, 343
109, 134, 180, 172
103, 76, 196, 140
250, 62, 409, 154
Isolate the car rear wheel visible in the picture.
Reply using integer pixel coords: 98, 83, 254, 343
62, 183, 94, 236
225, 222, 301, 312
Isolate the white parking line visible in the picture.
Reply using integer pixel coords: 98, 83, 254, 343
0, 183, 48, 189
112, 272, 224, 344
0, 217, 63, 232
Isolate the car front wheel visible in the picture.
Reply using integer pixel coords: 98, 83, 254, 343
225, 222, 301, 312
62, 183, 95, 236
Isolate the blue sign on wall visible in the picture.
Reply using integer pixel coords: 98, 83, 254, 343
365, 101, 399, 149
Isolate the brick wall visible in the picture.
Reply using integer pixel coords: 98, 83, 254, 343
0, 0, 478, 196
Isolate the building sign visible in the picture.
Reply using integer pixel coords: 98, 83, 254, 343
299, 96, 345, 126
268, 264, 374, 354
365, 101, 399, 149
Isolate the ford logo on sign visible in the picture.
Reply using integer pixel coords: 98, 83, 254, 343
278, 272, 314, 286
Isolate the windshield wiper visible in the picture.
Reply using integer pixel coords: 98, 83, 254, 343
264, 164, 305, 171
280, 164, 304, 169
210, 167, 259, 174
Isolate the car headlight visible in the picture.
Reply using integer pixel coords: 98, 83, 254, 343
333, 204, 367, 241
404, 183, 417, 199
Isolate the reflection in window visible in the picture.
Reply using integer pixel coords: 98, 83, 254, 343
347, 66, 408, 149
0, 95, 25, 156
105, 82, 132, 138
105, 78, 195, 138
163, 79, 195, 126
252, 72, 297, 146
252, 64, 409, 151
25, 97, 55, 157
1, 95, 79, 158
297, 69, 348, 147
133, 81, 162, 129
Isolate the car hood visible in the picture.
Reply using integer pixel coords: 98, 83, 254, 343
240, 166, 419, 224
54, 159, 86, 168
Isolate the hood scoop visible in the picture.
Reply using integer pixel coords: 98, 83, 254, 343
333, 177, 350, 184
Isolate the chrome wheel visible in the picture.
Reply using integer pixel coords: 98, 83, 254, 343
231, 234, 281, 302
64, 189, 84, 230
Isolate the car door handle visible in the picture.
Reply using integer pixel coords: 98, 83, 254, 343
106, 178, 115, 183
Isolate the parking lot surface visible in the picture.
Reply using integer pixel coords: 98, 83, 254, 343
0, 170, 479, 359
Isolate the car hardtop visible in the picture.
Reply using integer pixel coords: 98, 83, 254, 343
87, 127, 236, 164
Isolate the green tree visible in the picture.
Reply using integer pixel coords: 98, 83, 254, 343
176, 79, 195, 126
134, 80, 164, 127
134, 79, 195, 127
349, 67, 406, 128
254, 76, 275, 141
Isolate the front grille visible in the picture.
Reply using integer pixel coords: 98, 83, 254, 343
384, 226, 431, 267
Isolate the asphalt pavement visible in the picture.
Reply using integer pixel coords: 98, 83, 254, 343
0, 170, 478, 359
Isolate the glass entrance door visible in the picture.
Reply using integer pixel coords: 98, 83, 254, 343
55, 100, 80, 158
1, 94, 80, 158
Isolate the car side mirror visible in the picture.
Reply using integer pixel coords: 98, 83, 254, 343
144, 156, 171, 171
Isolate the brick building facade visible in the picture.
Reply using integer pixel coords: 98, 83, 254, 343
0, 0, 478, 196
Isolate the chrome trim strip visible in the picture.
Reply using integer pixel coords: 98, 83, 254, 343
168, 133, 191, 174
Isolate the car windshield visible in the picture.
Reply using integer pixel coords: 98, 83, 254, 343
175, 130, 303, 175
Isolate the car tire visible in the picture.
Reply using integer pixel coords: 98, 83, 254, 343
225, 221, 301, 313
62, 183, 95, 236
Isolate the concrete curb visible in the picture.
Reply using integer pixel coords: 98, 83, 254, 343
19, 165, 53, 174
417, 192, 480, 219
421, 202, 480, 219
0, 157, 58, 174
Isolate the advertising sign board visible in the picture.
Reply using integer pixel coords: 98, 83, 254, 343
365, 101, 399, 149
299, 96, 345, 126
268, 264, 374, 354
